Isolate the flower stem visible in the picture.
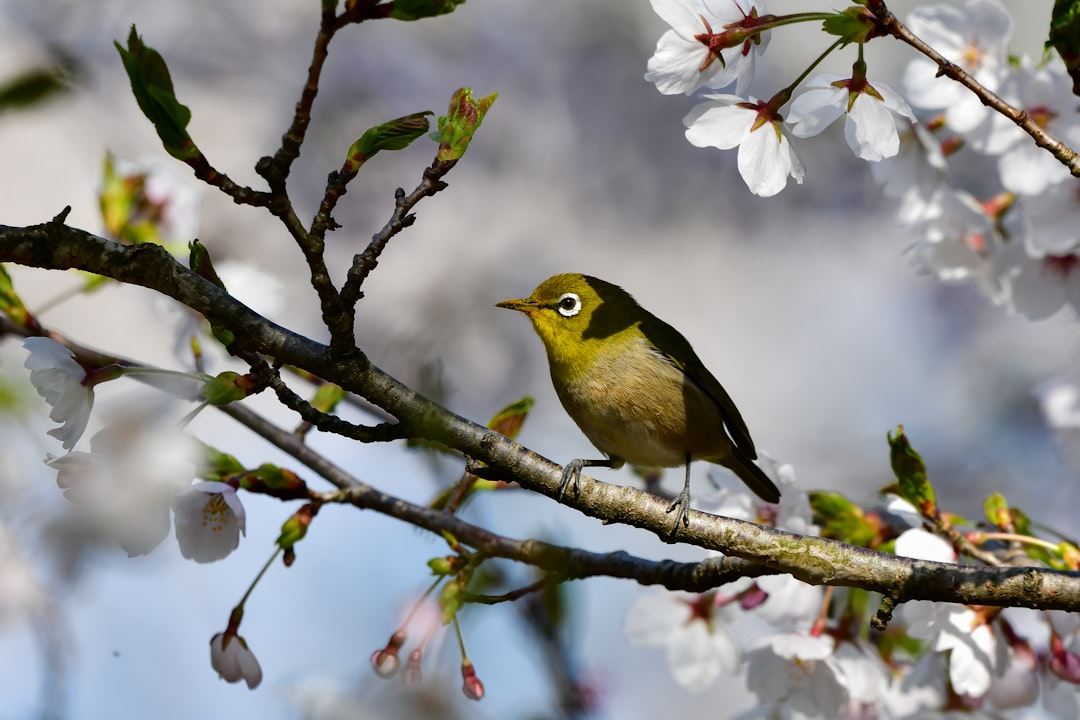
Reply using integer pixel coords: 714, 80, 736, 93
238, 546, 282, 609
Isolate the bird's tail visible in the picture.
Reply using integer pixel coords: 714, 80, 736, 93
722, 451, 781, 504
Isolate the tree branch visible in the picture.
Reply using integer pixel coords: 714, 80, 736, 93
5, 218, 1080, 611
339, 159, 456, 308
870, 1, 1080, 177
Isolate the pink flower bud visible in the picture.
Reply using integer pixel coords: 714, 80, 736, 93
461, 659, 484, 701
371, 648, 400, 678
370, 630, 407, 679
404, 648, 423, 685
1050, 634, 1080, 684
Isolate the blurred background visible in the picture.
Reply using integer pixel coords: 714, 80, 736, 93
0, 0, 1075, 718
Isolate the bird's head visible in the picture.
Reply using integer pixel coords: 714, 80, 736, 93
497, 273, 640, 366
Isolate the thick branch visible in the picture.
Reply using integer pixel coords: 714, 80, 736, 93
4, 219, 1080, 610
220, 401, 774, 592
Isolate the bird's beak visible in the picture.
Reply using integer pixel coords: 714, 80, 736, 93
495, 297, 538, 313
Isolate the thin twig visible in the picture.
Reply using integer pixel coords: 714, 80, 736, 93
870, 1, 1080, 177
463, 576, 558, 605
339, 159, 456, 307
260, 359, 403, 443
188, 154, 271, 207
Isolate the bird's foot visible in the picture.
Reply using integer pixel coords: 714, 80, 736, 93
665, 487, 692, 532
559, 460, 584, 500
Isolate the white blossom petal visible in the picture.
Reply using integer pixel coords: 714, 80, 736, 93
173, 482, 246, 563
24, 337, 94, 450
210, 633, 263, 689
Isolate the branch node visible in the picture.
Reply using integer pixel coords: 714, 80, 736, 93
50, 206, 72, 225
871, 594, 900, 631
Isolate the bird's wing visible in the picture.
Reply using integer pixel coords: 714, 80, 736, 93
638, 317, 758, 459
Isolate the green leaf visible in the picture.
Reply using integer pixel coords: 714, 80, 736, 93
0, 264, 34, 328
809, 491, 880, 547
196, 442, 246, 481
310, 382, 345, 415
439, 580, 463, 624
203, 371, 249, 406
436, 87, 496, 161
114, 25, 199, 161
487, 396, 534, 440
887, 426, 936, 516
188, 240, 236, 347
344, 111, 433, 173
822, 8, 874, 45
277, 502, 318, 551
428, 556, 459, 575
240, 463, 309, 499
983, 492, 1011, 529
1050, 0, 1080, 95
188, 240, 226, 290
390, 0, 466, 21
0, 62, 73, 113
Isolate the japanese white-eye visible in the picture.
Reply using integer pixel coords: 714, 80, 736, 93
497, 273, 780, 529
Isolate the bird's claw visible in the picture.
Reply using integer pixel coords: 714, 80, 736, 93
665, 488, 692, 532
558, 460, 584, 500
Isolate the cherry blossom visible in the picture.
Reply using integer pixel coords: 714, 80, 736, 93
902, 0, 1012, 134
684, 94, 803, 196
788, 71, 916, 162
743, 630, 848, 718
45, 426, 197, 556
172, 481, 246, 563
23, 337, 94, 451
895, 527, 956, 563
645, 0, 768, 97
623, 589, 739, 691
870, 119, 949, 226
904, 601, 1005, 698
706, 455, 814, 535
905, 188, 1014, 306
210, 632, 262, 689
993, 56, 1080, 196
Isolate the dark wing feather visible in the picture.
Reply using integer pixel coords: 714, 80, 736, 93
637, 313, 758, 459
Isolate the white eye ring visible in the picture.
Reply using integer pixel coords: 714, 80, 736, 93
556, 292, 581, 317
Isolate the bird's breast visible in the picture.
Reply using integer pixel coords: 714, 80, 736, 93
551, 336, 733, 468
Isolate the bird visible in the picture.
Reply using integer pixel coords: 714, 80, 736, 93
496, 273, 779, 530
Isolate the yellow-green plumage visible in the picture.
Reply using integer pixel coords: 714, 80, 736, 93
497, 273, 779, 527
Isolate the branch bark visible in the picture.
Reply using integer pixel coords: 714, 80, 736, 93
4, 217, 1080, 611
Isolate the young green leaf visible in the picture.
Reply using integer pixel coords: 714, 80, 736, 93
436, 87, 497, 162
487, 396, 534, 440
887, 426, 936, 516
390, 0, 466, 21
344, 112, 433, 174
114, 26, 199, 161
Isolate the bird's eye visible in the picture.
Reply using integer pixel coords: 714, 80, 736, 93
556, 292, 581, 318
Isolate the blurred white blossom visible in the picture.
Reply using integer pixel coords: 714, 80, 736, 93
45, 426, 198, 556
904, 601, 1005, 698
24, 337, 94, 451
902, 0, 1012, 134
623, 589, 739, 691
211, 632, 263, 689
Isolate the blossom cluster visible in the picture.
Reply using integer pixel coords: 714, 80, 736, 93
884, 0, 1080, 322
646, 0, 1080, 322
622, 462, 1080, 718
647, 0, 916, 197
